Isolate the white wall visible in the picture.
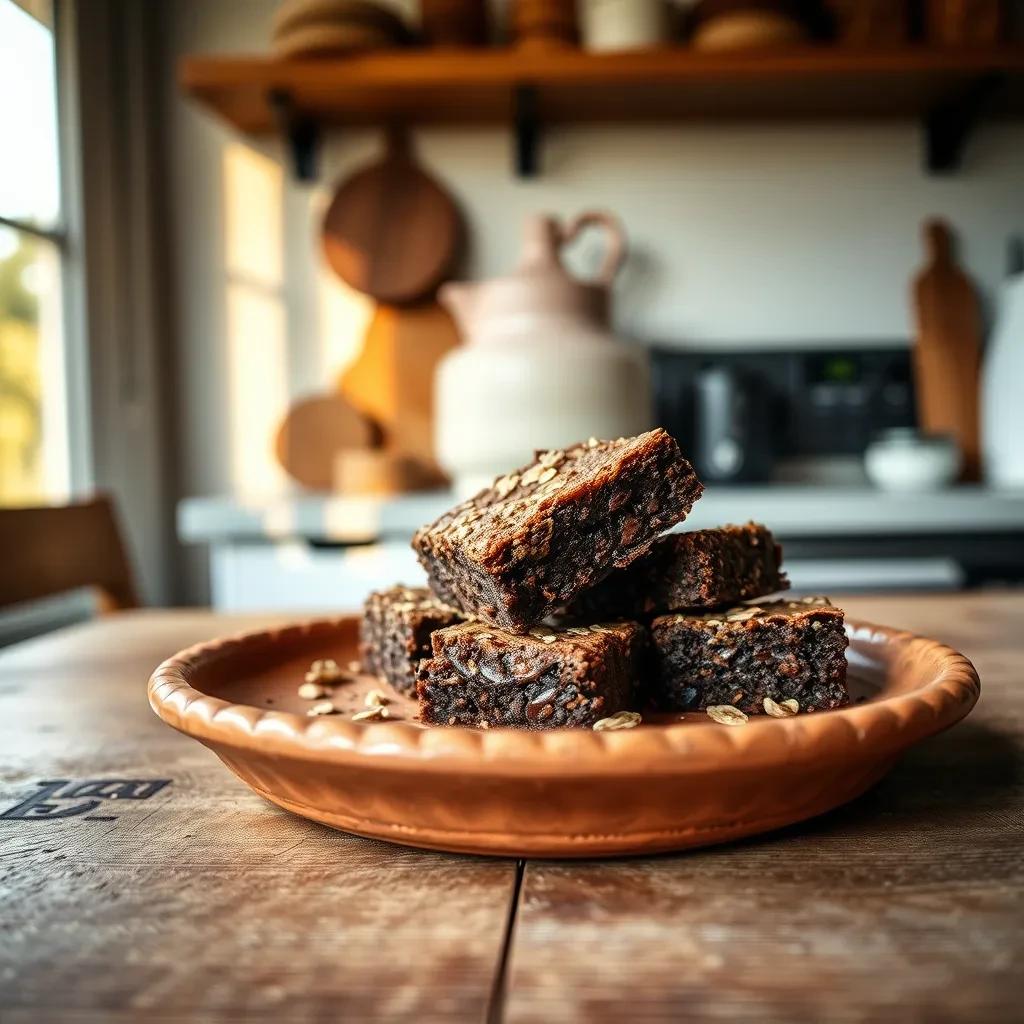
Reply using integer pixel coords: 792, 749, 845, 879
159, 0, 1024, 596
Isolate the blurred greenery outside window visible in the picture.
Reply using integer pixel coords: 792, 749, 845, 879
0, 0, 69, 506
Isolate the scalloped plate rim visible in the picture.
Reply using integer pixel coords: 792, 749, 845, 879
148, 615, 980, 778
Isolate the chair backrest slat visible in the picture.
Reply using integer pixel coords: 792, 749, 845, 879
0, 495, 138, 612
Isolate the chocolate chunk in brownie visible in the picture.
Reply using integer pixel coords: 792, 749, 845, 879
359, 586, 463, 694
567, 522, 788, 619
648, 597, 849, 714
411, 429, 703, 633
416, 620, 645, 729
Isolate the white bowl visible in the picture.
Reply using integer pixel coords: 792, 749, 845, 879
865, 431, 961, 492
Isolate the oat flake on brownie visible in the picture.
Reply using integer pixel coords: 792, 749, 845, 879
416, 619, 646, 730
649, 597, 849, 715
411, 429, 703, 633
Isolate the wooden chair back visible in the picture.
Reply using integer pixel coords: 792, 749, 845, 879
0, 494, 139, 612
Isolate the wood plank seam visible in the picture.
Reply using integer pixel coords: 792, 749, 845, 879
487, 859, 526, 1024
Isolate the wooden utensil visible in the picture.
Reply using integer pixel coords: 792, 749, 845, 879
274, 393, 381, 491
322, 128, 462, 306
912, 219, 984, 481
339, 301, 460, 471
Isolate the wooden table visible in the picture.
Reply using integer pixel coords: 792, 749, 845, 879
1, 593, 1021, 1023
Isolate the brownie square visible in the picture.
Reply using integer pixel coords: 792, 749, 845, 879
649, 597, 849, 714
416, 620, 646, 729
359, 586, 463, 694
411, 429, 703, 633
567, 522, 788, 619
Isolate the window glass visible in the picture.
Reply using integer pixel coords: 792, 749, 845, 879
0, 0, 68, 505
0, 227, 67, 504
0, 0, 60, 227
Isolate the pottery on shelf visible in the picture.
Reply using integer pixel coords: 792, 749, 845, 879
580, 0, 668, 52
982, 239, 1024, 488
435, 211, 653, 496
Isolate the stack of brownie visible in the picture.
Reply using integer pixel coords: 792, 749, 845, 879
358, 428, 849, 730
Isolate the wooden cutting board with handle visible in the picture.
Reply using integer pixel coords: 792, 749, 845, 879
912, 219, 984, 481
338, 301, 459, 474
321, 128, 462, 306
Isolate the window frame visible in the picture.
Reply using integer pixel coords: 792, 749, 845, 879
3, 0, 173, 603
52, 0, 94, 499
0, 0, 93, 500
58, 0, 173, 604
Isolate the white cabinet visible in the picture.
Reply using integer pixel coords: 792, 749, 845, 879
209, 542, 426, 612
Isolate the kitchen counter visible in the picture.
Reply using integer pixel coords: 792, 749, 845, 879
180, 485, 1024, 544
178, 488, 1024, 609
1, 593, 1020, 1022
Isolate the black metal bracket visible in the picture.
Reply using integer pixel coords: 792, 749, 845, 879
514, 84, 540, 178
269, 89, 320, 182
924, 73, 1004, 174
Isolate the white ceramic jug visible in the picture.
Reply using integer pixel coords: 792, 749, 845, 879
982, 239, 1024, 488
436, 211, 652, 495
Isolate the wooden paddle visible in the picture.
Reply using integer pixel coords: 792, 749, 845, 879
912, 219, 984, 481
321, 128, 462, 306
338, 301, 460, 473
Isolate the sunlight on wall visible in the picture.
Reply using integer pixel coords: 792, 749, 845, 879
223, 143, 287, 495
317, 245, 373, 383
224, 143, 283, 286
226, 285, 287, 496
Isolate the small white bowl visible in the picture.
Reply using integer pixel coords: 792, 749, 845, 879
865, 430, 961, 492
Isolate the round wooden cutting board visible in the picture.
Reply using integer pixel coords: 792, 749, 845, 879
274, 394, 381, 491
322, 130, 462, 306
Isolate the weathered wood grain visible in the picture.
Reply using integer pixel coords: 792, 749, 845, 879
503, 592, 1024, 1024
0, 612, 518, 1023
2, 595, 1021, 1023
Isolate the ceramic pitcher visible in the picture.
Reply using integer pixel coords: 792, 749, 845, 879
436, 211, 652, 495
983, 239, 1024, 487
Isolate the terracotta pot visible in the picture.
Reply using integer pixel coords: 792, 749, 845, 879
149, 615, 980, 858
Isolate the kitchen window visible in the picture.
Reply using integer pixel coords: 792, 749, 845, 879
0, 0, 75, 506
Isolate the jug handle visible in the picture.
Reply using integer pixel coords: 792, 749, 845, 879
560, 211, 626, 286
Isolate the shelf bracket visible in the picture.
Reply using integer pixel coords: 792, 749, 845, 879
924, 73, 1003, 174
269, 89, 320, 182
514, 85, 540, 178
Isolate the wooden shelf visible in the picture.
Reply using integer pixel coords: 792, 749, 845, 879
180, 46, 1024, 177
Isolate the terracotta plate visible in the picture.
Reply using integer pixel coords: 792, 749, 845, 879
148, 616, 979, 858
